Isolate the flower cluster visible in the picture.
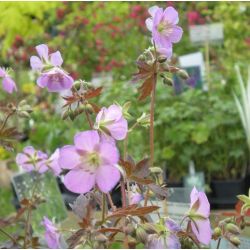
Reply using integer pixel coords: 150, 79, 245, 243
8, 5, 222, 250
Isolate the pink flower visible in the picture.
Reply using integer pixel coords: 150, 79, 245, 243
145, 6, 183, 58
187, 187, 212, 245
94, 104, 128, 141
41, 216, 61, 249
129, 192, 143, 205
30, 44, 73, 92
44, 149, 61, 176
16, 146, 48, 173
37, 67, 74, 92
59, 130, 121, 194
0, 67, 17, 93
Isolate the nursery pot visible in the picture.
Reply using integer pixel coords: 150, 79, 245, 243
210, 178, 246, 209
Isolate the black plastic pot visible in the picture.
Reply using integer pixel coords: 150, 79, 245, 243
210, 178, 246, 209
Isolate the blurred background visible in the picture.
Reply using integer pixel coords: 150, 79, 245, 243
0, 1, 250, 220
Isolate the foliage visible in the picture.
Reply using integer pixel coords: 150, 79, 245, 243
0, 2, 58, 54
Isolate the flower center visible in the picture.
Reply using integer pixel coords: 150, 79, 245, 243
87, 152, 100, 169
157, 21, 173, 36
49, 72, 63, 84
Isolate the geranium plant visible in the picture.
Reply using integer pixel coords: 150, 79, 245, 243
0, 5, 249, 249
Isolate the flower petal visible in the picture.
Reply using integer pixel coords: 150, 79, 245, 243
48, 149, 61, 176
145, 18, 153, 32
148, 6, 160, 18
36, 44, 49, 60
30, 56, 43, 71
59, 145, 81, 169
98, 142, 119, 165
191, 219, 212, 245
163, 7, 179, 24
106, 117, 128, 140
157, 46, 173, 59
2, 77, 17, 93
50, 51, 63, 67
105, 104, 123, 121
96, 164, 120, 193
0, 68, 6, 77
37, 74, 49, 88
169, 26, 183, 43
64, 169, 95, 194
74, 130, 100, 152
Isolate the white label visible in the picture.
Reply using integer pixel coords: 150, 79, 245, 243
189, 23, 224, 43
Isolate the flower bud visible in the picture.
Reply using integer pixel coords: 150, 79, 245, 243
226, 223, 240, 235
137, 112, 150, 128
124, 224, 135, 235
95, 234, 108, 242
85, 103, 94, 114
177, 69, 189, 80
138, 54, 146, 62
136, 227, 147, 243
73, 81, 81, 91
142, 223, 157, 234
229, 236, 240, 247
213, 227, 222, 237
158, 55, 167, 63
18, 111, 30, 118
163, 77, 173, 86
68, 110, 75, 121
62, 110, 69, 120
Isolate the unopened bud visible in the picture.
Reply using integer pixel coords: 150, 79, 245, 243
158, 55, 167, 63
124, 224, 135, 235
18, 111, 30, 118
62, 110, 69, 120
138, 54, 146, 62
229, 236, 240, 247
128, 239, 137, 249
73, 81, 81, 91
163, 77, 173, 86
224, 218, 233, 224
136, 227, 147, 243
68, 110, 75, 121
226, 223, 240, 235
85, 103, 94, 114
177, 69, 189, 80
18, 100, 27, 107
136, 112, 150, 128
213, 227, 222, 237
95, 234, 108, 242
142, 223, 157, 234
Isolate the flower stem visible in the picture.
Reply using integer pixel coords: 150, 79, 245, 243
216, 238, 221, 249
102, 193, 106, 222
0, 111, 14, 131
144, 68, 157, 207
0, 228, 20, 247
85, 111, 93, 129
23, 174, 39, 248
107, 193, 116, 212
149, 73, 157, 168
